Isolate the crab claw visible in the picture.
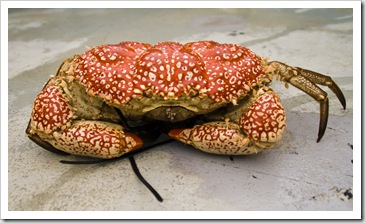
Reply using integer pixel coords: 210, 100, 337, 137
168, 128, 191, 144
47, 121, 143, 159
169, 122, 261, 155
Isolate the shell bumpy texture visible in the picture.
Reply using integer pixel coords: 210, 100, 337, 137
31, 85, 73, 134
73, 41, 265, 107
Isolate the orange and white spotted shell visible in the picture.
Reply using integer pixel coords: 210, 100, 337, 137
72, 41, 267, 119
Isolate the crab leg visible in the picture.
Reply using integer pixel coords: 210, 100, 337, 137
284, 72, 329, 143
270, 61, 346, 109
296, 67, 346, 110
267, 61, 346, 142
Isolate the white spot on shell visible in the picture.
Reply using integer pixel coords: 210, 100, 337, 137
149, 72, 156, 81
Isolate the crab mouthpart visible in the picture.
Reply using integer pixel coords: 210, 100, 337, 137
145, 106, 196, 122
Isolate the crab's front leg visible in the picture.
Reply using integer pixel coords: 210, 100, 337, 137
169, 88, 286, 155
26, 85, 143, 159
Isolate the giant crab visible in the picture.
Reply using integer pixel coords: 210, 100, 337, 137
26, 41, 346, 201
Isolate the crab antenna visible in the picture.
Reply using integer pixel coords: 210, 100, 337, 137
129, 156, 163, 202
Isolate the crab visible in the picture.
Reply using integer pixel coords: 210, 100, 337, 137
26, 40, 346, 160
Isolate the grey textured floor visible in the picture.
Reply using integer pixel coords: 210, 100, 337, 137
4, 6, 358, 219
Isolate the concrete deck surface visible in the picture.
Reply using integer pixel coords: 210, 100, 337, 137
6, 7, 355, 218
